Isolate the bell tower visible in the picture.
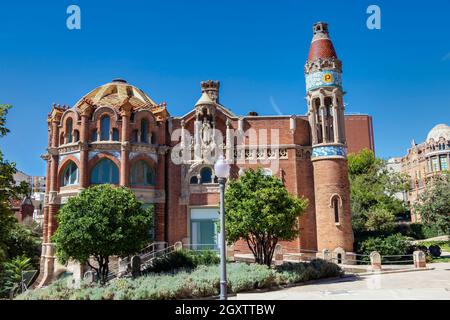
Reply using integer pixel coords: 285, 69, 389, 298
305, 22, 353, 252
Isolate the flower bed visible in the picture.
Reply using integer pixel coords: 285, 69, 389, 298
17, 259, 343, 300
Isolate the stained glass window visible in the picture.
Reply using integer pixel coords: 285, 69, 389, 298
61, 161, 78, 186
131, 160, 155, 186
90, 159, 119, 184
100, 116, 110, 141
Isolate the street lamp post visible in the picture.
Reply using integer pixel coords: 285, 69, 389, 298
214, 155, 230, 300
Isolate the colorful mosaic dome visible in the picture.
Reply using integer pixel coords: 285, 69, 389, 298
426, 124, 450, 142
307, 22, 338, 61
74, 79, 158, 110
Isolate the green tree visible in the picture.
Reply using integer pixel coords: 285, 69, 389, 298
0, 104, 38, 298
413, 174, 450, 235
225, 168, 308, 266
1, 256, 33, 297
364, 207, 396, 232
348, 149, 408, 234
52, 184, 153, 284
0, 104, 36, 274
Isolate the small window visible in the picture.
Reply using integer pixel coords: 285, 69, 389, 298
190, 176, 198, 184
91, 130, 98, 142
440, 156, 448, 171
100, 115, 110, 141
150, 133, 156, 145
131, 130, 138, 143
200, 167, 213, 184
61, 161, 78, 186
140, 119, 149, 143
73, 130, 80, 142
332, 196, 340, 223
66, 118, 73, 143
131, 160, 155, 186
112, 128, 119, 141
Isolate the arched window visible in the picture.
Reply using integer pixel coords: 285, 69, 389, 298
314, 98, 323, 143
190, 176, 199, 184
200, 167, 213, 184
140, 119, 149, 143
66, 118, 73, 143
332, 196, 340, 223
112, 128, 119, 141
61, 161, 78, 186
100, 115, 110, 141
324, 97, 334, 142
131, 160, 155, 186
90, 159, 119, 184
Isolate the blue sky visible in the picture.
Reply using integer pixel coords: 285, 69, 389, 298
0, 0, 449, 176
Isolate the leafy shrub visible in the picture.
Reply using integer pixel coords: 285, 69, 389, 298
276, 259, 342, 284
144, 250, 220, 274
393, 223, 425, 239
145, 251, 196, 274
421, 225, 443, 239
18, 259, 343, 300
187, 250, 220, 266
357, 233, 412, 256
428, 245, 441, 258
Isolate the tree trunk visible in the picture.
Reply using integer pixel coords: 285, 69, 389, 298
95, 256, 109, 285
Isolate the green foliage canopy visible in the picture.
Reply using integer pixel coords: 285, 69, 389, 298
225, 168, 307, 266
348, 149, 408, 233
52, 184, 153, 283
413, 174, 450, 235
0, 104, 39, 297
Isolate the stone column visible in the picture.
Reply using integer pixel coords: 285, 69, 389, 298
308, 103, 317, 145
47, 120, 60, 241
227, 244, 235, 262
194, 119, 201, 160
321, 249, 331, 262
225, 119, 233, 160
274, 244, 284, 266
339, 106, 346, 142
120, 109, 131, 187
320, 106, 327, 143
332, 94, 340, 143
370, 251, 382, 270
413, 251, 426, 268
79, 112, 90, 188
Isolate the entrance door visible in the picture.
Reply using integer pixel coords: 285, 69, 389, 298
190, 208, 219, 251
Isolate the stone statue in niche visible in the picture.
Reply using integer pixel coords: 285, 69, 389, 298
201, 119, 212, 146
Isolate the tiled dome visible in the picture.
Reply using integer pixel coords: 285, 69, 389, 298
426, 124, 450, 142
74, 79, 158, 111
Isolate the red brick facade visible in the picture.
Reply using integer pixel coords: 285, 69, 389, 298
39, 22, 374, 284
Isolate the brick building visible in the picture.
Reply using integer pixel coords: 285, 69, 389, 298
40, 22, 374, 283
389, 124, 450, 222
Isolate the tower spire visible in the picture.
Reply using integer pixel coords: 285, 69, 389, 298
305, 22, 354, 254
308, 22, 338, 61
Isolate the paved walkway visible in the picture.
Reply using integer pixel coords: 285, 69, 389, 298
234, 263, 450, 300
